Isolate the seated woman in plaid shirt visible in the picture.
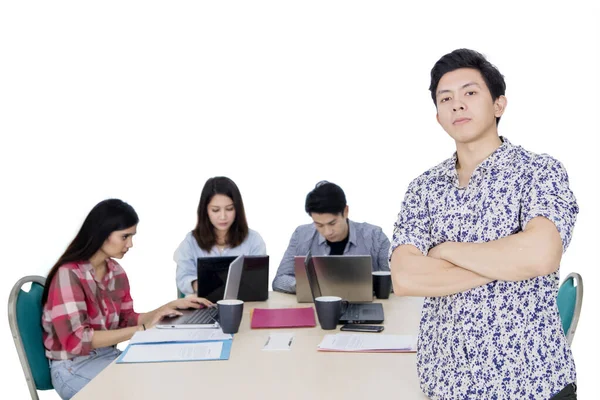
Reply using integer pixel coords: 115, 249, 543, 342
41, 199, 214, 400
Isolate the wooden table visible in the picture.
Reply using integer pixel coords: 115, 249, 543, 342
75, 292, 427, 400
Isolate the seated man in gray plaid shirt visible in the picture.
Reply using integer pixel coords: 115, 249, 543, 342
272, 181, 390, 293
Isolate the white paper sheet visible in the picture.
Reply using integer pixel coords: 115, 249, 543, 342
262, 333, 294, 351
120, 342, 224, 363
130, 327, 232, 345
318, 334, 417, 352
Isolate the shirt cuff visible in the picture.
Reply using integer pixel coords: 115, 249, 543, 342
180, 276, 196, 295
78, 327, 94, 356
131, 312, 141, 327
522, 209, 572, 253
390, 235, 430, 259
273, 275, 297, 294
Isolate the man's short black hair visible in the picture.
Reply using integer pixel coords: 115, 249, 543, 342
429, 48, 506, 125
305, 181, 346, 215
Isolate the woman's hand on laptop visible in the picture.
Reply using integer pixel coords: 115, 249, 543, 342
169, 296, 215, 310
147, 307, 183, 329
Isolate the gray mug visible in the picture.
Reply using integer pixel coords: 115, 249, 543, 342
314, 296, 347, 330
217, 299, 244, 334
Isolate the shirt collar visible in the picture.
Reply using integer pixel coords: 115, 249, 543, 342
79, 258, 117, 280
440, 136, 516, 178
317, 218, 357, 246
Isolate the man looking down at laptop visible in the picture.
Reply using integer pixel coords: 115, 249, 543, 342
272, 181, 390, 293
390, 49, 578, 399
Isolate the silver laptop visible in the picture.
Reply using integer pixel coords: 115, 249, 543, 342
294, 255, 373, 303
157, 255, 244, 329
304, 252, 383, 324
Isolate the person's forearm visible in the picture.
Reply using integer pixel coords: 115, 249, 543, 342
91, 325, 141, 349
139, 307, 165, 326
272, 274, 296, 293
439, 228, 562, 281
391, 252, 493, 297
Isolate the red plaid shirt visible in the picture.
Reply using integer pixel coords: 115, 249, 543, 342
42, 259, 140, 360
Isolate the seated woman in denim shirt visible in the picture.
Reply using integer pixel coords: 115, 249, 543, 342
42, 199, 213, 399
175, 176, 267, 295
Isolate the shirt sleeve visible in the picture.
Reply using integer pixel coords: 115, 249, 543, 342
46, 267, 94, 356
174, 235, 198, 295
117, 272, 140, 328
272, 227, 301, 293
373, 227, 391, 272
389, 176, 433, 258
520, 156, 579, 253
248, 230, 267, 255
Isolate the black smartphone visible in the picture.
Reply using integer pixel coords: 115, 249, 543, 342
340, 324, 384, 333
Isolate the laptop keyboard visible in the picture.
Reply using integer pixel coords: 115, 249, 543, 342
185, 307, 219, 324
343, 304, 361, 319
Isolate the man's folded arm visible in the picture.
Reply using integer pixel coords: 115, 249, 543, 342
391, 244, 493, 297
436, 217, 563, 282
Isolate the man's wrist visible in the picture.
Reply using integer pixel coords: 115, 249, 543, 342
439, 242, 455, 262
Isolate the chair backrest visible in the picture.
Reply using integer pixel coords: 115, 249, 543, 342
557, 272, 583, 346
8, 275, 53, 399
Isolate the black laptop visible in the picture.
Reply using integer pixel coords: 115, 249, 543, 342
157, 255, 245, 329
304, 251, 384, 324
197, 256, 269, 303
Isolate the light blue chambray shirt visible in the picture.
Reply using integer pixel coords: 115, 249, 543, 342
272, 219, 390, 293
174, 229, 267, 295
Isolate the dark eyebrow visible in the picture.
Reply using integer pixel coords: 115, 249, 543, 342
316, 218, 337, 226
210, 203, 234, 208
437, 81, 481, 96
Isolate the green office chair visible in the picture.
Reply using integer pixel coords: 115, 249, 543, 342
557, 272, 583, 346
8, 276, 53, 399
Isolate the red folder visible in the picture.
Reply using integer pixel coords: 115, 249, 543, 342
250, 307, 316, 329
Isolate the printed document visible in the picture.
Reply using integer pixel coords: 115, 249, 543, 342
120, 341, 224, 363
130, 328, 232, 345
318, 334, 417, 352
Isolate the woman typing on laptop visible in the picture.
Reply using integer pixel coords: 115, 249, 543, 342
174, 176, 267, 295
41, 199, 213, 400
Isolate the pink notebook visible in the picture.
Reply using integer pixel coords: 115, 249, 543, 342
250, 307, 316, 329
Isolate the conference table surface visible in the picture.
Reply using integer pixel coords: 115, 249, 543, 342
75, 291, 427, 400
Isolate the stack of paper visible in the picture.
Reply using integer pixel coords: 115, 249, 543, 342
317, 334, 417, 353
129, 328, 232, 345
116, 328, 233, 364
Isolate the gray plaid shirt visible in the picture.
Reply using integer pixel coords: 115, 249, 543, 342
272, 219, 390, 293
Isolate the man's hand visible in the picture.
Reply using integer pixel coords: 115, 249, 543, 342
427, 243, 448, 259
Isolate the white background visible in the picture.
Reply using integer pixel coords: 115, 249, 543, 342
1, 1, 598, 398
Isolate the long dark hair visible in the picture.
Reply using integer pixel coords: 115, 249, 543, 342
41, 199, 139, 305
192, 176, 249, 251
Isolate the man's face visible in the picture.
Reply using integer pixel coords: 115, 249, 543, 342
310, 206, 349, 243
435, 68, 506, 144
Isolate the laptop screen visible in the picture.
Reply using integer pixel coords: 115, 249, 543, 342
223, 255, 244, 300
197, 255, 270, 302
303, 251, 322, 301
